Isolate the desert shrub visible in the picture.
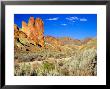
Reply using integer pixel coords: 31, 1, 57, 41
62, 48, 97, 76
42, 61, 55, 70
14, 51, 46, 62
36, 61, 56, 76
14, 63, 32, 76
14, 46, 97, 76
14, 47, 71, 63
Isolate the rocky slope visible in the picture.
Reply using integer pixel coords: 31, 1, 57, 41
58, 37, 82, 46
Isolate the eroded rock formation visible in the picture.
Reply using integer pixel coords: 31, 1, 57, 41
21, 17, 44, 47
35, 18, 44, 47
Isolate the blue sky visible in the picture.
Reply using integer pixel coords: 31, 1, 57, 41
14, 14, 97, 39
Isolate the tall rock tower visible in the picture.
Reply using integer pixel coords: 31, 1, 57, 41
35, 18, 44, 47
21, 17, 44, 47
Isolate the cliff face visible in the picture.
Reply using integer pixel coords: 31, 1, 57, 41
35, 18, 44, 47
21, 17, 44, 47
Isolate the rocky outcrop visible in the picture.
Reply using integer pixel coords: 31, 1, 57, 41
21, 17, 44, 47
35, 18, 44, 47
14, 24, 19, 32
28, 17, 35, 27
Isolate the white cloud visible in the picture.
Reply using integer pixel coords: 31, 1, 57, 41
46, 17, 59, 21
61, 24, 67, 26
66, 16, 79, 21
66, 16, 88, 22
80, 18, 87, 21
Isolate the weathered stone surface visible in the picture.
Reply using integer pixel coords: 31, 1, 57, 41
15, 17, 45, 48
35, 18, 44, 47
28, 17, 35, 27
14, 24, 28, 51
22, 21, 27, 28
21, 17, 44, 47
14, 24, 27, 39
22, 21, 29, 36
14, 24, 19, 32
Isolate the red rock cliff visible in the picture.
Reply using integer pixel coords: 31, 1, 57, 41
21, 17, 44, 47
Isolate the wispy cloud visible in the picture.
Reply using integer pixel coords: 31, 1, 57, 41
46, 17, 59, 21
61, 24, 67, 26
66, 16, 79, 21
80, 18, 87, 21
66, 16, 87, 22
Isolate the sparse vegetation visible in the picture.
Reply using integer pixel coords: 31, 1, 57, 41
14, 46, 97, 76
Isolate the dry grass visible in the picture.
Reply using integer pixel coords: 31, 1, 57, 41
14, 48, 97, 76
